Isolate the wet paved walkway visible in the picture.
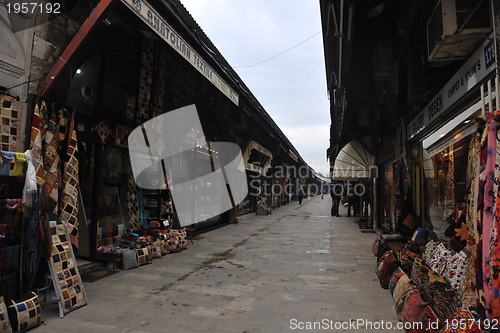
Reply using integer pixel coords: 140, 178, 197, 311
37, 196, 402, 332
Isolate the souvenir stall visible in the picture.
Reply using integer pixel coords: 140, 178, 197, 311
373, 112, 500, 331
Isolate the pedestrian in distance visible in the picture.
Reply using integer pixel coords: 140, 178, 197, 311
330, 183, 341, 217
297, 183, 305, 205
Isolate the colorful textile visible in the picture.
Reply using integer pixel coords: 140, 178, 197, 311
423, 240, 439, 264
0, 94, 22, 153
428, 242, 452, 276
389, 268, 404, 297
11, 153, 25, 177
59, 126, 79, 248
136, 247, 152, 265
29, 101, 44, 185
7, 292, 41, 332
375, 250, 400, 289
92, 120, 113, 145
411, 257, 460, 323
48, 215, 87, 315
445, 146, 455, 218
463, 121, 482, 309
490, 111, 500, 319
0, 296, 12, 333
441, 308, 483, 333
481, 119, 497, 314
443, 250, 467, 295
474, 119, 488, 318
398, 243, 420, 275
401, 285, 440, 332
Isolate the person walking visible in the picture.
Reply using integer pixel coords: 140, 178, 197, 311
346, 182, 357, 217
330, 183, 341, 217
297, 183, 305, 205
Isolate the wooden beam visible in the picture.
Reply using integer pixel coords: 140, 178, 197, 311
38, 0, 116, 96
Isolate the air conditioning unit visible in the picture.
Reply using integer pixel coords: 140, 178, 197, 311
427, 0, 491, 62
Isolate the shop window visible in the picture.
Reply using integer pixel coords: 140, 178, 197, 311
424, 135, 471, 234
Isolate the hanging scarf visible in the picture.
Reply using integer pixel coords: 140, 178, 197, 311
482, 118, 497, 315
22, 150, 37, 208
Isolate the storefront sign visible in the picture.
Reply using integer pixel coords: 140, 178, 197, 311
407, 33, 495, 140
121, 0, 239, 106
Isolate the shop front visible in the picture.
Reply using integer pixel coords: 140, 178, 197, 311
405, 33, 500, 320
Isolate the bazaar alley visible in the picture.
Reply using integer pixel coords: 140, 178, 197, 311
37, 196, 400, 333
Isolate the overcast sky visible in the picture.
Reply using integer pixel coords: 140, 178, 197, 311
180, 0, 331, 176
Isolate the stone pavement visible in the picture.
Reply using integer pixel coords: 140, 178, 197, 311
36, 196, 402, 333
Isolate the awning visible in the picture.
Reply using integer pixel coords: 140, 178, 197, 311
243, 140, 273, 176
332, 140, 373, 180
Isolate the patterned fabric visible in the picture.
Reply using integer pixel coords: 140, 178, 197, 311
29, 101, 44, 185
428, 242, 452, 276
159, 240, 169, 255
423, 240, 439, 264
48, 215, 87, 314
389, 268, 403, 297
170, 229, 188, 250
401, 286, 440, 333
443, 250, 467, 294
136, 247, 152, 265
398, 243, 420, 275
412, 257, 460, 323
441, 308, 483, 333
474, 118, 488, 318
150, 241, 162, 259
481, 119, 497, 315
0, 94, 22, 153
43, 107, 63, 213
7, 292, 41, 332
122, 249, 138, 270
0, 296, 12, 333
166, 237, 179, 253
375, 250, 399, 289
463, 121, 483, 309
59, 126, 79, 248
92, 120, 113, 145
445, 146, 455, 218
492, 113, 500, 320
393, 273, 413, 303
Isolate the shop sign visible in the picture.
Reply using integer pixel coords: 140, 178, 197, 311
407, 32, 495, 140
121, 0, 239, 106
